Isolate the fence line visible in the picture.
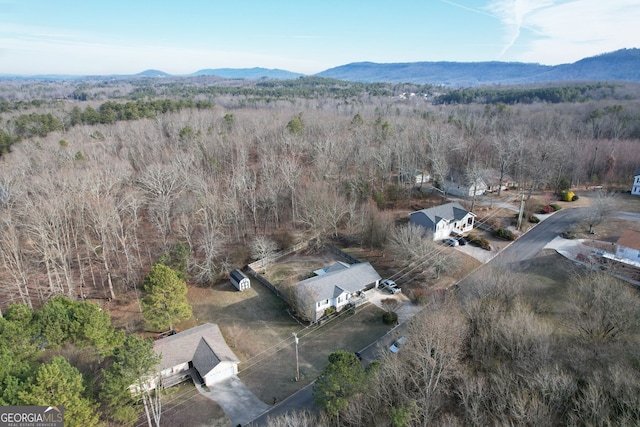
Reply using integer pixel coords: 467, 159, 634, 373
247, 240, 361, 309
246, 266, 290, 303
325, 245, 361, 264
248, 239, 310, 272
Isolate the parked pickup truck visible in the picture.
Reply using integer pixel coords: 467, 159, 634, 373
381, 279, 401, 294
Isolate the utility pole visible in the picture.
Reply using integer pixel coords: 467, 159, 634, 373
516, 192, 525, 230
293, 332, 299, 381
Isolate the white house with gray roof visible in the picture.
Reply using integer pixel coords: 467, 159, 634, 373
409, 202, 476, 241
296, 262, 381, 323
144, 323, 240, 390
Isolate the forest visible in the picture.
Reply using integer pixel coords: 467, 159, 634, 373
1, 76, 640, 426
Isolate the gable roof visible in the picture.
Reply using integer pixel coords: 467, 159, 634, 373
617, 229, 640, 251
299, 262, 381, 302
154, 323, 239, 372
410, 202, 474, 226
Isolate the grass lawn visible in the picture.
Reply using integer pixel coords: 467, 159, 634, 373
185, 275, 391, 403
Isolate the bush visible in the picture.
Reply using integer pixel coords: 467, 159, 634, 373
495, 228, 516, 241
528, 215, 540, 223
467, 233, 491, 250
538, 204, 560, 214
411, 288, 430, 305
572, 194, 579, 201
382, 311, 398, 325
561, 190, 575, 202
324, 306, 337, 318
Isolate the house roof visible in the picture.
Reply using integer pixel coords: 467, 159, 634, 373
635, 167, 640, 177
410, 202, 474, 226
298, 262, 381, 302
400, 167, 429, 177
481, 169, 515, 185
617, 229, 640, 251
154, 323, 240, 372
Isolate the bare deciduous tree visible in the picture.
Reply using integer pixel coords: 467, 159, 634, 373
569, 272, 640, 342
582, 190, 617, 234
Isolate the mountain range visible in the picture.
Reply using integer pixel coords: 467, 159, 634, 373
315, 49, 640, 86
3, 48, 639, 87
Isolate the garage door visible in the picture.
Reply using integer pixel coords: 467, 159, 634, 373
205, 366, 237, 386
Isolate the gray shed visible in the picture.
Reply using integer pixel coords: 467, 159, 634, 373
230, 269, 250, 291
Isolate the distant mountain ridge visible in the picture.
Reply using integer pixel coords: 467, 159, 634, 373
190, 67, 302, 80
316, 48, 640, 86
2, 48, 639, 86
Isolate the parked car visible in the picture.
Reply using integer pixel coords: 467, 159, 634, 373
443, 237, 459, 247
381, 279, 401, 294
457, 237, 468, 246
389, 336, 407, 353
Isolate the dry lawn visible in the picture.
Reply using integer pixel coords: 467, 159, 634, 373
185, 271, 390, 403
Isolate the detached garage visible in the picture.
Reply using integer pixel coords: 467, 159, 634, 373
153, 323, 240, 389
230, 269, 251, 291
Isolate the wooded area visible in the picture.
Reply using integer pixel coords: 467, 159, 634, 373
1, 77, 640, 425
1, 78, 639, 310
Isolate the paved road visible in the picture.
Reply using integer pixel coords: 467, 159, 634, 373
496, 207, 587, 271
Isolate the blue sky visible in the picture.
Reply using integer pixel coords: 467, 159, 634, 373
1, 0, 638, 75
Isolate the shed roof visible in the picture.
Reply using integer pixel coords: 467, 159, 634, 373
298, 262, 381, 301
617, 229, 640, 251
230, 269, 248, 283
154, 323, 240, 372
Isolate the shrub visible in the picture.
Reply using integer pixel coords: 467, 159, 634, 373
324, 306, 337, 318
561, 190, 575, 202
550, 203, 562, 211
382, 311, 398, 325
495, 228, 516, 241
467, 233, 491, 250
411, 288, 429, 305
572, 194, 579, 201
528, 215, 540, 223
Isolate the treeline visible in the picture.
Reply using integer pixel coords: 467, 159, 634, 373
435, 83, 616, 105
2, 92, 640, 312
0, 99, 48, 113
0, 98, 215, 153
0, 297, 157, 426
68, 98, 214, 125
149, 77, 395, 100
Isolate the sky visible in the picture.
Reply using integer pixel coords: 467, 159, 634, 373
1, 0, 639, 76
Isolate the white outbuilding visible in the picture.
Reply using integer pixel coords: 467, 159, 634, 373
230, 269, 251, 291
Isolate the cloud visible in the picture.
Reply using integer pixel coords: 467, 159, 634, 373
488, 0, 640, 64
486, 0, 553, 57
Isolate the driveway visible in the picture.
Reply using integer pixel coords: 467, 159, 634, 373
366, 288, 422, 323
195, 375, 270, 426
